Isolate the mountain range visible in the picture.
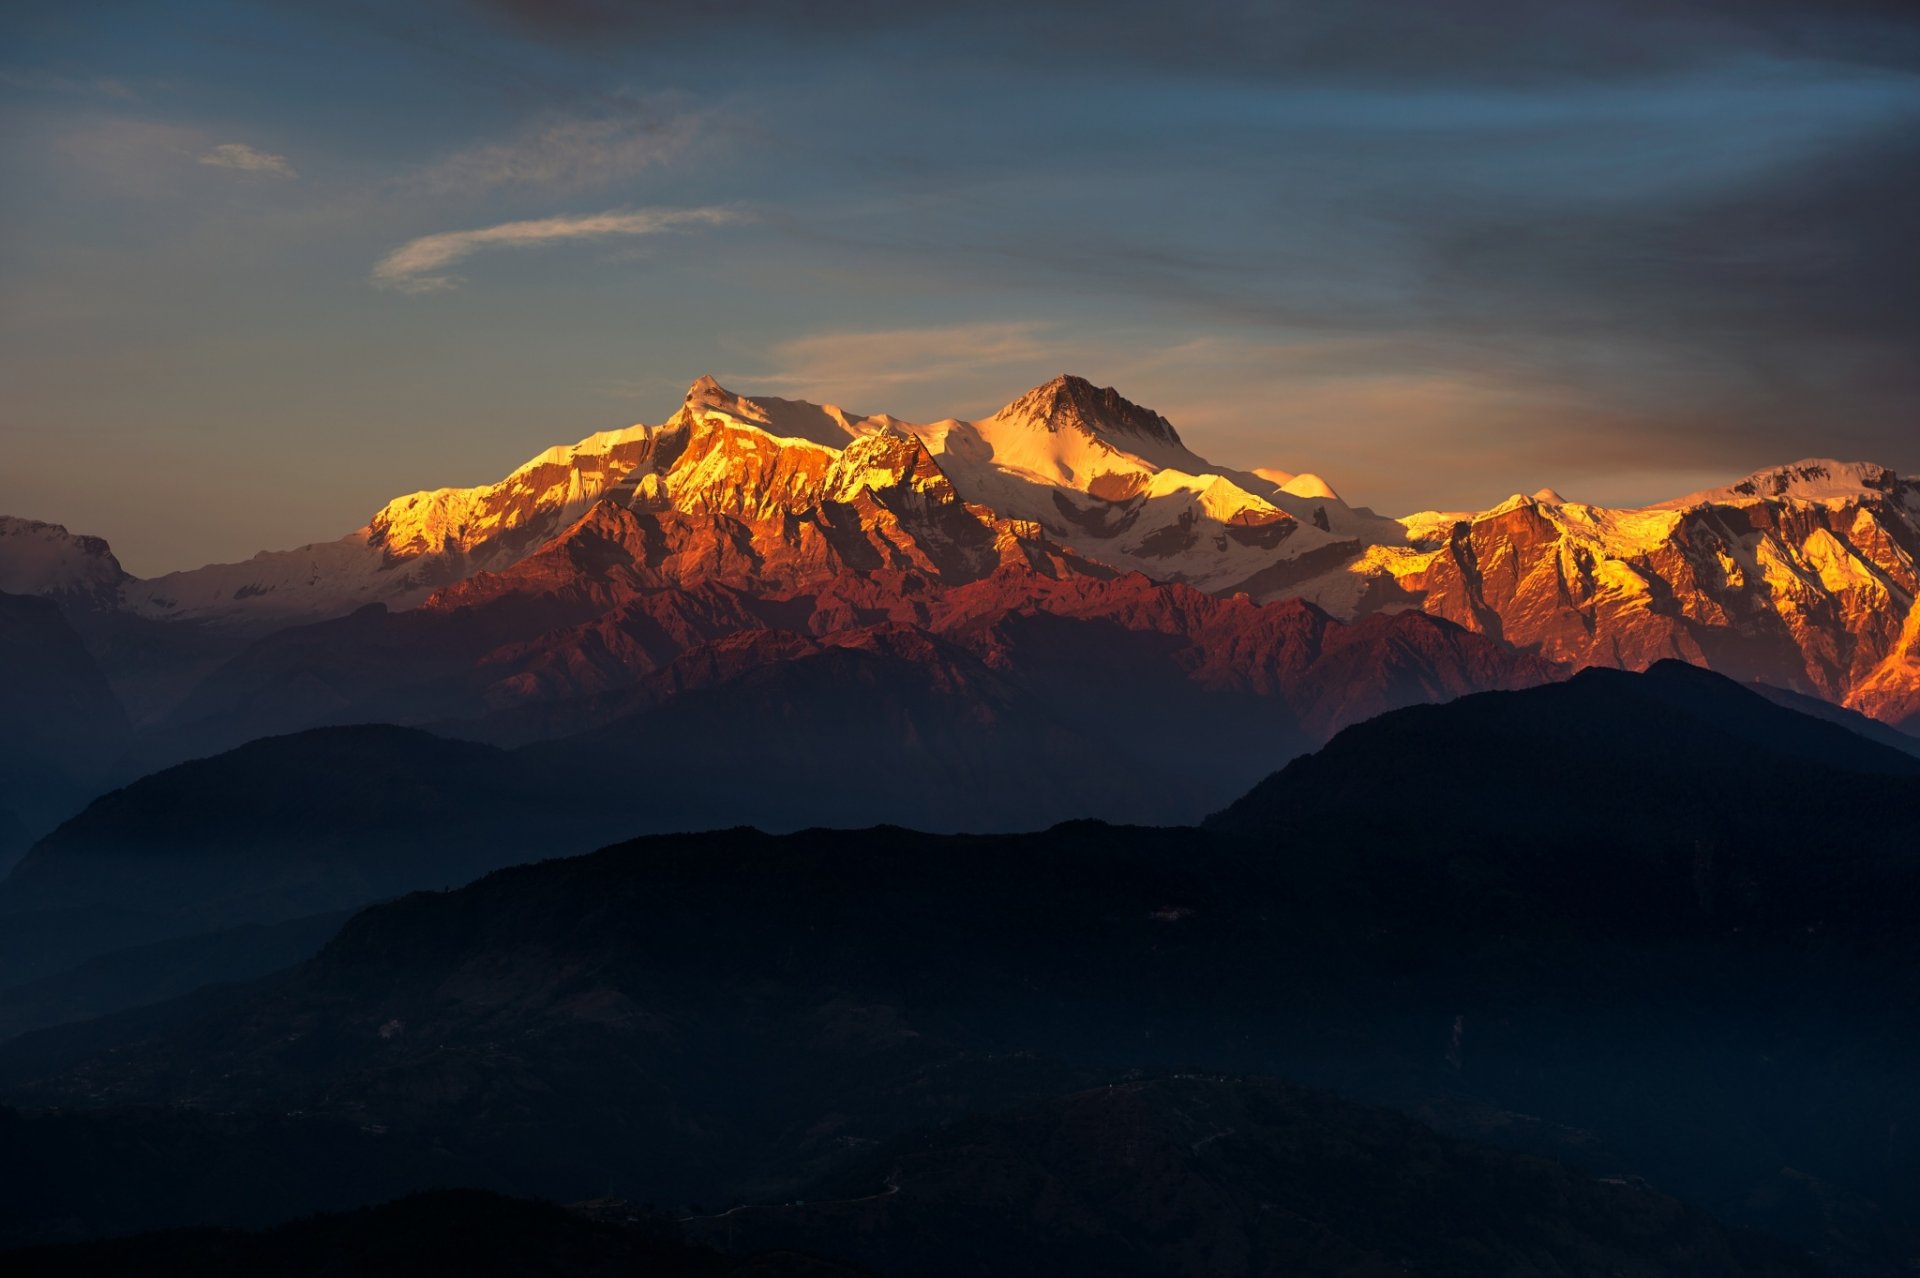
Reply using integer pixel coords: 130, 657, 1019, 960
9, 375, 1917, 706
2, 374, 1916, 850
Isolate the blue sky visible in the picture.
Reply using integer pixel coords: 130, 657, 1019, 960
3, 0, 1918, 574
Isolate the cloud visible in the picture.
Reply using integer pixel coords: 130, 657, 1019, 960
371, 206, 741, 292
198, 143, 297, 177
415, 102, 699, 195
1397, 116, 1920, 465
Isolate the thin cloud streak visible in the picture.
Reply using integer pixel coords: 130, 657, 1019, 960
198, 142, 297, 177
371, 207, 742, 293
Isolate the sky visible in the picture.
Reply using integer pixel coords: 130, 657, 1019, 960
2, 0, 1917, 575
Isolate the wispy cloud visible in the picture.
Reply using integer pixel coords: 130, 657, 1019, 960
55, 119, 296, 198
198, 143, 297, 177
415, 102, 699, 195
371, 207, 741, 293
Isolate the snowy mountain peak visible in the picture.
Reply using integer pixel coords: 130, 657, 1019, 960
1659, 459, 1910, 510
1279, 473, 1340, 502
675, 376, 870, 451
0, 517, 129, 606
678, 373, 761, 425
995, 375, 1185, 450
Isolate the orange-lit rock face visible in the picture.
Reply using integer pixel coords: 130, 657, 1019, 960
404, 376, 1354, 618
1381, 477, 1920, 715
423, 416, 1030, 615
368, 437, 666, 562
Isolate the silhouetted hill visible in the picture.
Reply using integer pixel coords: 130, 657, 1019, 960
1751, 681, 1920, 760
1209, 659, 1920, 934
0, 726, 617, 985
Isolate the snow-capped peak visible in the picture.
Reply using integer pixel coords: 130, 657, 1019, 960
966, 375, 1213, 485
676, 375, 871, 451
993, 376, 1185, 449
0, 516, 129, 604
1278, 473, 1340, 502
681, 373, 762, 424
1658, 459, 1909, 510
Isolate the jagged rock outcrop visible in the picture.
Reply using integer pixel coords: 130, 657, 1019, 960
1349, 462, 1920, 717
0, 519, 128, 611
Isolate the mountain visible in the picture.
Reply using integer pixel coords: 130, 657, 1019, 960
0, 725, 610, 987
1344, 460, 1920, 726
0, 519, 128, 610
0, 521, 255, 734
879, 375, 1398, 597
1210, 658, 1920, 929
3, 670, 1915, 1266
1851, 597, 1920, 730
24, 374, 1381, 631
80, 377, 1550, 776
74, 374, 1067, 632
1745, 681, 1920, 759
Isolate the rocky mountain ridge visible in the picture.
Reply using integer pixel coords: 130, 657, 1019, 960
4, 374, 1917, 728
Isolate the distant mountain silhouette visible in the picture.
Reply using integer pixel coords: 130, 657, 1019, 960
4, 667, 1916, 1267
1210, 659, 1920, 933
0, 726, 595, 987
